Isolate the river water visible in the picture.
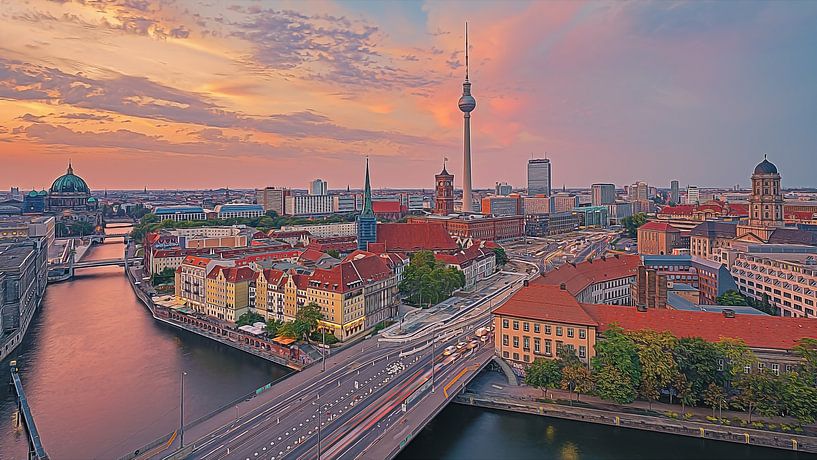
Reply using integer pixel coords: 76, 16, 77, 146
0, 236, 806, 459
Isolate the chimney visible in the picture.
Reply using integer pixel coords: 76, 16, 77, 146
523, 279, 529, 287
614, 253, 620, 259
722, 309, 735, 318
636, 304, 648, 312
560, 283, 567, 291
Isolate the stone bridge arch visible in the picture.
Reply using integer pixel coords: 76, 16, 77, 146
490, 356, 518, 386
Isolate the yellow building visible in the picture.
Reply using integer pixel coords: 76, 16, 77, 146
205, 266, 256, 322
253, 268, 287, 322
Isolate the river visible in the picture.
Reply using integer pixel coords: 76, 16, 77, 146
0, 235, 806, 459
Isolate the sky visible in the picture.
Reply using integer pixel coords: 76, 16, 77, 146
1, 0, 816, 191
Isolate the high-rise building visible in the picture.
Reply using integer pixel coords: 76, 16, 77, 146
670, 180, 680, 204
434, 162, 455, 215
481, 195, 523, 217
357, 160, 377, 250
550, 193, 579, 213
255, 187, 289, 215
527, 159, 551, 197
309, 179, 328, 195
686, 185, 700, 205
458, 24, 476, 212
495, 182, 512, 196
284, 195, 333, 216
628, 181, 649, 202
591, 183, 616, 206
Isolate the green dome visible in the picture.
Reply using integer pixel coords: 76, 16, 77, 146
87, 197, 97, 203
50, 163, 90, 194
27, 190, 39, 197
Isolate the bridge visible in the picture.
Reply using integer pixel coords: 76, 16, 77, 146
125, 269, 532, 460
10, 361, 50, 460
74, 257, 140, 269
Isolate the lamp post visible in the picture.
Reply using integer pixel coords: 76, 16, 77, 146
180, 371, 187, 448
321, 328, 326, 373
317, 393, 322, 460
431, 334, 436, 393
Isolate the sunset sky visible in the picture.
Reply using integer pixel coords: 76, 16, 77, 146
1, 0, 816, 191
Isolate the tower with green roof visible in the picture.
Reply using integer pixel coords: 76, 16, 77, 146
356, 159, 377, 250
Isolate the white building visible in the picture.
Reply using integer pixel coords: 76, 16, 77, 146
687, 185, 700, 205
215, 203, 264, 219
280, 222, 358, 238
310, 179, 328, 195
153, 205, 206, 221
333, 194, 359, 213
285, 195, 333, 216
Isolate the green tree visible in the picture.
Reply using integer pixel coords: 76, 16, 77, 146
592, 325, 641, 390
278, 321, 299, 339
715, 337, 756, 386
492, 247, 509, 266
622, 213, 647, 238
732, 372, 768, 422
782, 371, 817, 425
703, 382, 728, 418
627, 329, 680, 409
265, 319, 284, 336
673, 337, 723, 405
325, 249, 340, 259
152, 267, 176, 286
293, 302, 323, 341
399, 250, 465, 307
594, 364, 637, 404
674, 373, 696, 412
716, 290, 749, 306
794, 337, 817, 384
525, 358, 562, 397
236, 311, 265, 327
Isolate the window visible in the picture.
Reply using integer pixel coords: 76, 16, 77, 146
717, 359, 724, 371
744, 365, 751, 374
523, 336, 530, 351
534, 338, 541, 353
503, 351, 509, 358
534, 323, 540, 333
545, 325, 552, 335
772, 363, 780, 376
502, 319, 509, 328
758, 362, 765, 371
513, 336, 519, 348
502, 334, 509, 346
579, 346, 586, 359
579, 329, 586, 339
786, 364, 793, 373
523, 354, 530, 362
556, 340, 564, 354
545, 340, 552, 356
567, 328, 574, 338
556, 326, 563, 336
513, 352, 519, 361
513, 321, 519, 331
523, 322, 530, 332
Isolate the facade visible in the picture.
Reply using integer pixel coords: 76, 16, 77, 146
494, 284, 598, 368
687, 185, 700, 204
253, 269, 287, 322
572, 205, 610, 228
281, 222, 357, 239
0, 238, 48, 361
591, 183, 616, 207
47, 163, 102, 233
256, 187, 289, 215
527, 159, 552, 197
525, 212, 578, 237
737, 157, 785, 241
175, 255, 214, 312
689, 221, 738, 260
481, 195, 523, 217
333, 194, 359, 214
435, 244, 496, 289
285, 195, 333, 216
309, 179, 328, 196
607, 201, 633, 225
628, 181, 649, 202
356, 160, 377, 250
551, 193, 579, 213
637, 221, 684, 255
495, 182, 513, 196
538, 254, 640, 305
408, 214, 525, 241
154, 205, 206, 221
215, 203, 264, 219
434, 164, 455, 215
205, 266, 256, 322
22, 190, 47, 214
641, 254, 740, 305
522, 196, 550, 215
729, 249, 817, 318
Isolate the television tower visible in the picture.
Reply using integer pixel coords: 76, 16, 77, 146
458, 22, 476, 212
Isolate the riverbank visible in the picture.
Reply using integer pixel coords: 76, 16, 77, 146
124, 263, 308, 371
455, 372, 817, 454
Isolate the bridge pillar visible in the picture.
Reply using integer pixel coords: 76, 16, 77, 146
490, 356, 519, 386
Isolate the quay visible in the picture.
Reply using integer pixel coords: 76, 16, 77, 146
10, 361, 49, 460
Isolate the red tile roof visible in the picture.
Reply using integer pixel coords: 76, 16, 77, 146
372, 201, 402, 214
182, 255, 211, 267
493, 284, 598, 326
659, 204, 695, 216
259, 268, 287, 285
298, 248, 331, 263
639, 221, 680, 232
308, 254, 393, 293
376, 222, 458, 252
537, 254, 640, 296
435, 245, 493, 266
206, 265, 256, 283
581, 303, 817, 351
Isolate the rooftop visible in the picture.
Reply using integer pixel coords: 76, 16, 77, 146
376, 222, 458, 252
493, 284, 597, 327
537, 254, 640, 296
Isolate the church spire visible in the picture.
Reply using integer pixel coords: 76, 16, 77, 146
362, 158, 373, 216
67, 160, 74, 175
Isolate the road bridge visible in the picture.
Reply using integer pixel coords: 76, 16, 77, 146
10, 361, 49, 460
73, 257, 140, 269
125, 268, 533, 460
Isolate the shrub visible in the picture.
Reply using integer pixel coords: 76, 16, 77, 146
752, 422, 764, 429
739, 420, 748, 427
706, 416, 717, 422
720, 418, 731, 425
781, 424, 791, 432
794, 427, 804, 433
684, 412, 693, 420
767, 424, 777, 431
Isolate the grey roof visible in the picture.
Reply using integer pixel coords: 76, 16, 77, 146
753, 158, 778, 175
667, 292, 768, 316
767, 228, 817, 246
689, 220, 737, 239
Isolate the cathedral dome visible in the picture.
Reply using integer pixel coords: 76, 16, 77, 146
753, 157, 778, 175
50, 163, 90, 194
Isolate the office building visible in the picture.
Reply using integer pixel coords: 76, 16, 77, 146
215, 203, 264, 219
309, 179, 328, 196
481, 195, 523, 217
495, 182, 513, 196
154, 205, 206, 221
527, 159, 552, 197
670, 180, 680, 204
551, 193, 580, 213
686, 185, 700, 205
628, 181, 649, 202
591, 183, 616, 206
256, 187, 289, 215
284, 195, 333, 216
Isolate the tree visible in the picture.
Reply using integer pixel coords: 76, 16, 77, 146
561, 365, 593, 402
794, 337, 817, 384
673, 337, 723, 405
399, 250, 465, 307
237, 311, 265, 327
782, 371, 817, 425
732, 372, 767, 422
703, 383, 728, 418
525, 358, 562, 397
265, 319, 284, 337
325, 249, 340, 259
594, 364, 637, 404
278, 321, 299, 339
674, 373, 696, 412
293, 302, 323, 341
716, 290, 749, 306
716, 338, 756, 386
622, 213, 647, 238
152, 267, 176, 286
493, 247, 509, 266
627, 329, 680, 409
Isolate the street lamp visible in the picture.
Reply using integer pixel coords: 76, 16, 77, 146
180, 371, 187, 448
316, 393, 322, 460
321, 328, 326, 373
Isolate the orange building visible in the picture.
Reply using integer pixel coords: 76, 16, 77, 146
408, 214, 524, 241
637, 221, 684, 255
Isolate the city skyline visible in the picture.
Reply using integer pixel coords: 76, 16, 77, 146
2, 1, 817, 190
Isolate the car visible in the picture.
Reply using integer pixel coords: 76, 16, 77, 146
467, 341, 478, 349
456, 341, 466, 350
443, 346, 457, 356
